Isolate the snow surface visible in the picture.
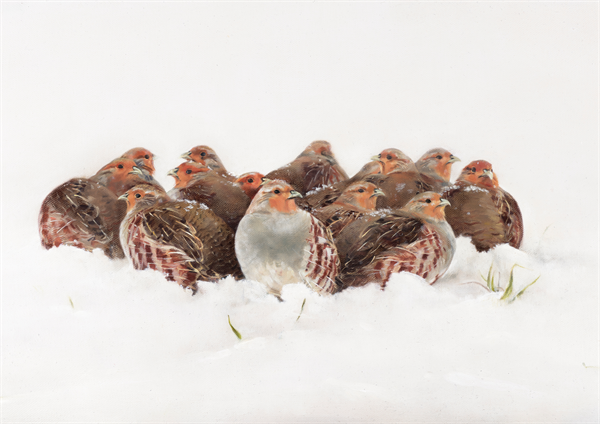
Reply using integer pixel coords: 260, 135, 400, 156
2, 2, 598, 422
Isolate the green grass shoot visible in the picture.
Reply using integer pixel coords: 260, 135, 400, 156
296, 298, 306, 322
68, 297, 74, 309
228, 315, 242, 340
480, 263, 540, 303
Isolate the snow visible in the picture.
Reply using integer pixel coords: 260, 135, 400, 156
2, 2, 598, 422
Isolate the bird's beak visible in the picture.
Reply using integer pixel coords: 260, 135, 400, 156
371, 155, 381, 162
118, 193, 128, 201
167, 168, 179, 179
181, 152, 192, 160
438, 199, 451, 208
129, 166, 145, 176
260, 177, 271, 186
448, 155, 460, 163
288, 190, 303, 199
482, 169, 494, 179
371, 188, 385, 198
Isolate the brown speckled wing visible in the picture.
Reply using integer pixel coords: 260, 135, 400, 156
302, 215, 340, 294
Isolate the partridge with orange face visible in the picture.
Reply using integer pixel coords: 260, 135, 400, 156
263, 140, 348, 195
336, 192, 456, 289
235, 180, 339, 297
181, 145, 235, 181
235, 172, 265, 199
167, 162, 250, 231
366, 148, 433, 209
121, 147, 156, 175
312, 181, 384, 239
443, 160, 523, 252
416, 148, 460, 192
38, 158, 163, 259
119, 185, 242, 292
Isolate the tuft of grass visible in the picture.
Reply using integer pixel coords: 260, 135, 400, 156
583, 363, 599, 369
68, 297, 74, 309
480, 263, 540, 304
228, 315, 242, 340
296, 298, 306, 322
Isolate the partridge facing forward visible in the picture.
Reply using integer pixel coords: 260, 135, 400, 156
120, 185, 242, 292
366, 149, 433, 209
235, 180, 339, 297
167, 162, 250, 231
264, 140, 349, 195
337, 192, 456, 290
38, 158, 159, 259
312, 181, 384, 239
443, 160, 523, 252
416, 148, 460, 193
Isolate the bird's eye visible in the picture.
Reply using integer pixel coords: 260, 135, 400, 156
135, 193, 141, 198
358, 189, 365, 193
274, 189, 280, 194
425, 199, 431, 203
200, 152, 206, 157
436, 155, 442, 160
118, 164, 124, 169
186, 169, 192, 174
248, 178, 254, 183
471, 167, 476, 172
144, 154, 149, 159
386, 155, 392, 160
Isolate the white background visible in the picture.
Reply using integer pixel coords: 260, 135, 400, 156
2, 2, 598, 422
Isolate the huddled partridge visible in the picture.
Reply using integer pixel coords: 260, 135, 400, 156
336, 192, 456, 289
38, 157, 163, 259
263, 140, 349, 195
167, 162, 250, 231
312, 181, 384, 239
366, 148, 433, 209
235, 180, 339, 297
235, 172, 265, 200
181, 145, 235, 181
443, 160, 523, 252
121, 147, 156, 175
415, 148, 460, 193
119, 185, 242, 292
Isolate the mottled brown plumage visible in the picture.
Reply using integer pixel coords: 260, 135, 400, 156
168, 162, 250, 231
443, 160, 523, 252
336, 192, 456, 290
263, 140, 349, 195
181, 145, 236, 181
39, 158, 164, 258
312, 182, 384, 239
120, 186, 242, 292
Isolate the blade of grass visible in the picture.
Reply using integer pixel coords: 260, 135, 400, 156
296, 298, 306, 321
510, 275, 541, 303
500, 264, 524, 301
228, 315, 242, 340
68, 297, 74, 309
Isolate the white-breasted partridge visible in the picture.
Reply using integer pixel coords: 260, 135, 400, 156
235, 180, 339, 297
443, 160, 523, 252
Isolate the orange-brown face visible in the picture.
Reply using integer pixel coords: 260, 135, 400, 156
121, 147, 155, 174
458, 160, 499, 189
97, 158, 139, 179
168, 162, 210, 188
182, 145, 218, 164
405, 192, 451, 221
373, 148, 413, 174
236, 172, 265, 199
249, 180, 302, 214
119, 187, 157, 212
337, 182, 383, 210
417, 149, 459, 181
